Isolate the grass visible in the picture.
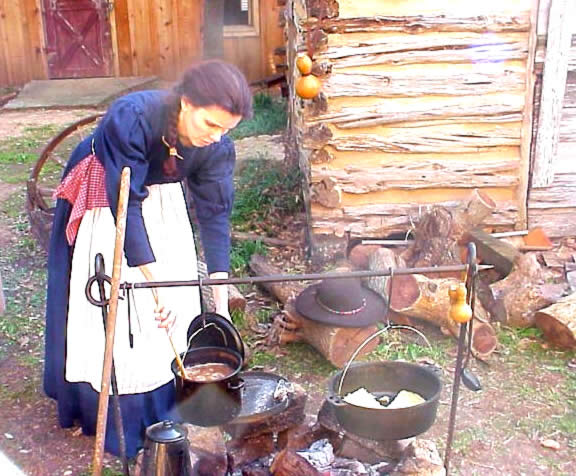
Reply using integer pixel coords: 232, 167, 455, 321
372, 328, 453, 367
229, 93, 286, 140
230, 239, 268, 275
0, 124, 66, 183
231, 156, 302, 232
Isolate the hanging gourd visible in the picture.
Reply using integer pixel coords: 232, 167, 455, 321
295, 27, 322, 100
448, 283, 473, 324
296, 54, 313, 75
296, 74, 321, 99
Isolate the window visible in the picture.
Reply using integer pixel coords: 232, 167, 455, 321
223, 0, 260, 37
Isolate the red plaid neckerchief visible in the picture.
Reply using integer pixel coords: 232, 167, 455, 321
54, 154, 109, 245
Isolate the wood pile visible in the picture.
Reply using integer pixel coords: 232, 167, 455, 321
244, 188, 574, 360
349, 190, 576, 351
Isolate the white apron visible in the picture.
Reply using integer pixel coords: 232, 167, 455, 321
65, 183, 201, 394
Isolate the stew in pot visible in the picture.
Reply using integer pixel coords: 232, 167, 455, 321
182, 362, 234, 382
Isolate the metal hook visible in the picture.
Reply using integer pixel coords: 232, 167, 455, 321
85, 253, 112, 307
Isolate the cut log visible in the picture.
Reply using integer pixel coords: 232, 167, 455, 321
383, 272, 497, 359
452, 189, 497, 234
250, 255, 380, 367
403, 190, 497, 278
365, 247, 497, 357
389, 439, 446, 476
182, 424, 228, 476
270, 449, 321, 476
227, 433, 276, 470
276, 416, 331, 451
491, 254, 565, 327
228, 284, 247, 312
365, 247, 406, 300
401, 207, 461, 279
534, 292, 576, 349
284, 299, 380, 368
348, 243, 381, 269
249, 254, 307, 305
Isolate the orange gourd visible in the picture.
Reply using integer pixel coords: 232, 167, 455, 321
296, 74, 321, 99
296, 54, 313, 75
448, 283, 473, 324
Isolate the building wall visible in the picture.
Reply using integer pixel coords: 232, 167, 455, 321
528, 0, 576, 238
289, 0, 535, 252
0, 0, 48, 87
1, 0, 283, 87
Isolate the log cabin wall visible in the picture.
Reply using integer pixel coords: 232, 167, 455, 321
0, 0, 48, 87
287, 0, 537, 258
528, 0, 576, 238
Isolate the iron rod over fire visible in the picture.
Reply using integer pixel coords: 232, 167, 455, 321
119, 263, 492, 290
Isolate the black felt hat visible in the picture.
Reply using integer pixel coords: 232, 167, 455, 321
295, 277, 387, 327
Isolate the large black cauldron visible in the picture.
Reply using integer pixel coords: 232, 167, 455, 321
171, 346, 244, 427
327, 361, 442, 440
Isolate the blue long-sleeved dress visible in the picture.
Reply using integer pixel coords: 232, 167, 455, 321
44, 90, 235, 457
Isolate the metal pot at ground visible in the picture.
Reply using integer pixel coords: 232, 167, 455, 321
140, 420, 193, 475
326, 361, 442, 440
171, 346, 244, 427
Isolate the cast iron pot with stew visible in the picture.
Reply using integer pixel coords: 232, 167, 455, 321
326, 361, 442, 440
171, 346, 244, 427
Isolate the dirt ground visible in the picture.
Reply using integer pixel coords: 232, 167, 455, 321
1, 107, 575, 476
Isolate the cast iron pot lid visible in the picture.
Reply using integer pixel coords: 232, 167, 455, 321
186, 312, 245, 359
227, 371, 292, 425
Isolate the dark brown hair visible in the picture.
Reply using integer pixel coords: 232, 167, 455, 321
163, 60, 253, 176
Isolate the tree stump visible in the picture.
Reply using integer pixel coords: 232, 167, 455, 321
491, 253, 565, 327
402, 189, 496, 279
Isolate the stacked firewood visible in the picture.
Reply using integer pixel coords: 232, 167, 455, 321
249, 188, 575, 366
350, 189, 500, 360
349, 189, 575, 352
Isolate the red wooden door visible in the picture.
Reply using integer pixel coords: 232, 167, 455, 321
42, 0, 113, 79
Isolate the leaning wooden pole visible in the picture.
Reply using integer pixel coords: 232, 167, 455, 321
92, 167, 131, 476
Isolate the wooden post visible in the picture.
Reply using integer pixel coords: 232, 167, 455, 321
92, 167, 131, 476
531, 0, 574, 187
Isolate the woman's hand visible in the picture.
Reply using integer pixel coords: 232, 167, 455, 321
154, 298, 178, 333
139, 264, 178, 333
210, 271, 231, 321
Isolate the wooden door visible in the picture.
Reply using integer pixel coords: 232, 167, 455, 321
42, 0, 113, 78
